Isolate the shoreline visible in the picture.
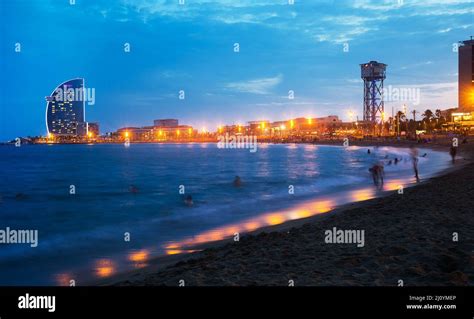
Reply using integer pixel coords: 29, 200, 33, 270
94, 140, 473, 286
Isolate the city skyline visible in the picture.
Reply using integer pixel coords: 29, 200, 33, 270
1, 0, 473, 141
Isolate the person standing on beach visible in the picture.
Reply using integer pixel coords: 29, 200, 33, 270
450, 145, 457, 164
369, 163, 384, 189
410, 146, 420, 182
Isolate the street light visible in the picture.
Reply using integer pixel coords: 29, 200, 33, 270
348, 111, 354, 122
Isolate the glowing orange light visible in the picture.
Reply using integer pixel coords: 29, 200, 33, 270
166, 249, 183, 255
188, 128, 192, 135
295, 209, 312, 219
290, 120, 295, 129
124, 131, 129, 138
351, 189, 375, 202
244, 221, 261, 232
129, 250, 149, 263
314, 200, 334, 213
87, 131, 93, 138
165, 243, 180, 250
95, 259, 115, 278
176, 129, 180, 136
307, 117, 312, 124
266, 214, 285, 226
238, 125, 242, 133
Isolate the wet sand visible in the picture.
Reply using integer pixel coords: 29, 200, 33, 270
108, 139, 474, 286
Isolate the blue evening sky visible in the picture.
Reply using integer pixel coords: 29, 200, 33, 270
0, 0, 473, 140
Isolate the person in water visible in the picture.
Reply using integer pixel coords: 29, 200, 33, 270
128, 185, 139, 194
184, 195, 193, 207
367, 149, 371, 154
369, 163, 384, 188
233, 176, 242, 187
410, 146, 420, 182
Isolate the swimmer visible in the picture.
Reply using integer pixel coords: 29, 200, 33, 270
233, 176, 242, 187
128, 185, 139, 194
184, 195, 194, 207
15, 193, 26, 200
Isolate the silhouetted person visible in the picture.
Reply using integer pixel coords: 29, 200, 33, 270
367, 149, 371, 154
233, 176, 242, 187
450, 146, 457, 164
184, 195, 194, 207
369, 164, 384, 188
410, 146, 420, 182
15, 193, 26, 200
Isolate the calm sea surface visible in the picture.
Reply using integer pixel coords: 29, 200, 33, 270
0, 143, 450, 285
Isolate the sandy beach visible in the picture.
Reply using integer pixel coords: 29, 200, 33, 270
109, 139, 474, 286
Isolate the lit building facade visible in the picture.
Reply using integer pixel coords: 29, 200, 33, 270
87, 122, 100, 137
154, 119, 179, 127
45, 78, 86, 136
459, 39, 474, 111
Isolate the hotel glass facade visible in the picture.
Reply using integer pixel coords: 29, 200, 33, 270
46, 78, 86, 136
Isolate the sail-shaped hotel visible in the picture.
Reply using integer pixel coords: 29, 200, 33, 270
45, 78, 87, 137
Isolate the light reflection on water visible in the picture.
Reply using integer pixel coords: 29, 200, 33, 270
55, 178, 414, 284
161, 179, 409, 257
43, 145, 448, 285
95, 259, 116, 278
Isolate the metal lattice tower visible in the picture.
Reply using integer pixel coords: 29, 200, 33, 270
360, 61, 387, 123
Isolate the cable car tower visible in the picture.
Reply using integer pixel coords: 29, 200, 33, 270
360, 61, 387, 123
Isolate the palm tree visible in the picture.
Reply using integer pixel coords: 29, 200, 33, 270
422, 109, 434, 132
395, 111, 406, 136
434, 109, 443, 130
422, 109, 434, 121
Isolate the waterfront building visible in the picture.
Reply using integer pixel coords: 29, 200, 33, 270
45, 78, 87, 137
154, 119, 179, 127
458, 38, 474, 111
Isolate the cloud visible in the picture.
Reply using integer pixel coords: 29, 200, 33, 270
91, 0, 469, 45
224, 74, 283, 94
213, 12, 279, 24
